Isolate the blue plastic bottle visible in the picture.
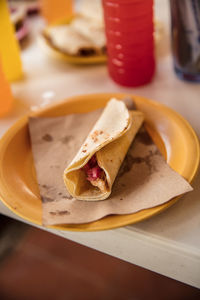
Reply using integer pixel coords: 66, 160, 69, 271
170, 0, 200, 82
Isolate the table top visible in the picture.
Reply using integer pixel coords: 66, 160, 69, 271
0, 0, 200, 288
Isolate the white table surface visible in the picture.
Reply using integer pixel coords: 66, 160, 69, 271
0, 0, 200, 289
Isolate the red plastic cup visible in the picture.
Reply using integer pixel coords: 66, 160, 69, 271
108, 40, 154, 57
103, 0, 153, 18
104, 14, 153, 32
103, 0, 155, 87
106, 28, 154, 44
109, 49, 154, 63
107, 43, 154, 63
108, 38, 154, 51
103, 8, 153, 20
110, 54, 155, 69
108, 60, 155, 87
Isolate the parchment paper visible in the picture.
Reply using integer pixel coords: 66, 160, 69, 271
28, 109, 192, 226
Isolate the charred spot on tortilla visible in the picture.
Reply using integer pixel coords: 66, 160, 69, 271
91, 130, 99, 138
91, 130, 101, 143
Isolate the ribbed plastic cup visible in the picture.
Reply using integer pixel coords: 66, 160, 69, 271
108, 59, 155, 86
106, 29, 154, 45
110, 54, 155, 68
104, 14, 153, 32
103, 0, 155, 87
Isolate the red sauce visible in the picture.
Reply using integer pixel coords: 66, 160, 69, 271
82, 155, 103, 181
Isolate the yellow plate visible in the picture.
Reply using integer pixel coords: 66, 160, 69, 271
38, 16, 107, 65
0, 93, 199, 231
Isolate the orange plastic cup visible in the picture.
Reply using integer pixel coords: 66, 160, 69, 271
0, 59, 13, 117
40, 0, 73, 24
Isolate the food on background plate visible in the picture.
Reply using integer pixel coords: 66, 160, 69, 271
78, 0, 104, 24
71, 16, 106, 52
45, 26, 100, 56
43, 15, 106, 57
63, 98, 144, 201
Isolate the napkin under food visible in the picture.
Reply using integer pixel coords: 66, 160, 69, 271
28, 109, 192, 226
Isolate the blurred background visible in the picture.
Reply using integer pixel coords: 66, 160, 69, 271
0, 215, 200, 300
0, 0, 200, 299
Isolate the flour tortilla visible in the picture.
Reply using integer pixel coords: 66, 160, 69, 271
63, 98, 144, 201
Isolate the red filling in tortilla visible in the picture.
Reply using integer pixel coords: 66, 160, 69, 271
82, 155, 108, 192
82, 155, 103, 181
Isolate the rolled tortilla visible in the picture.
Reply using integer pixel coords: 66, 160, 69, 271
63, 98, 144, 201
46, 25, 97, 56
